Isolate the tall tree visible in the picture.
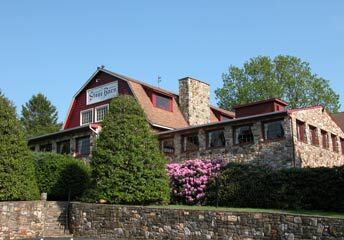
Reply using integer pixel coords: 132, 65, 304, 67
91, 95, 170, 204
215, 55, 340, 113
0, 90, 40, 200
21, 93, 62, 138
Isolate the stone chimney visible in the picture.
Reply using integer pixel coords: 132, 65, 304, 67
179, 77, 210, 126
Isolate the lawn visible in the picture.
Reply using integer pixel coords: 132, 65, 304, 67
147, 204, 344, 218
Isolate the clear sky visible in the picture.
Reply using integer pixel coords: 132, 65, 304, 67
0, 0, 343, 122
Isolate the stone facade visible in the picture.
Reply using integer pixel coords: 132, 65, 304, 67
160, 107, 344, 169
70, 202, 344, 239
179, 77, 210, 126
160, 112, 295, 169
290, 107, 344, 167
0, 201, 70, 239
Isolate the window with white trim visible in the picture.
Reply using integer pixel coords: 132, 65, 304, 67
95, 105, 109, 122
81, 109, 93, 125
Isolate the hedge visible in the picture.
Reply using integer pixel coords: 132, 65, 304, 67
34, 152, 91, 200
206, 163, 344, 212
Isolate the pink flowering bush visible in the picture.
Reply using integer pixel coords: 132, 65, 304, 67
166, 159, 223, 205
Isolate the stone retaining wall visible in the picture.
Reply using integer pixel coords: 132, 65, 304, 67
70, 202, 344, 240
0, 201, 69, 240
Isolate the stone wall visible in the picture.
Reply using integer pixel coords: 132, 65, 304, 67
70, 202, 344, 239
291, 107, 344, 167
0, 201, 69, 239
179, 77, 210, 126
162, 113, 295, 169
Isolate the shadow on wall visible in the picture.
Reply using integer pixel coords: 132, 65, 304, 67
200, 140, 295, 169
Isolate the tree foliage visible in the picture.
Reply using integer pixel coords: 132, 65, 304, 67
21, 93, 61, 138
91, 96, 170, 204
215, 55, 340, 113
0, 90, 40, 200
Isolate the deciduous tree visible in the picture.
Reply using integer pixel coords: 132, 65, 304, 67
215, 55, 340, 113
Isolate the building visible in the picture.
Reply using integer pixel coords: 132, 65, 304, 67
28, 67, 233, 159
158, 99, 344, 168
28, 67, 344, 169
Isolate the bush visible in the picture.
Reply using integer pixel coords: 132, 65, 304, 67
206, 163, 344, 212
166, 159, 223, 205
0, 91, 40, 200
34, 152, 91, 200
91, 96, 170, 204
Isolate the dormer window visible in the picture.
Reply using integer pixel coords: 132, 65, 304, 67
80, 109, 93, 125
152, 93, 173, 111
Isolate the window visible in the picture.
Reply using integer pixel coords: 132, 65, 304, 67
152, 93, 172, 111
57, 140, 70, 154
234, 125, 253, 144
309, 125, 319, 146
95, 105, 109, 122
321, 130, 329, 149
76, 136, 90, 156
39, 143, 52, 152
331, 134, 338, 152
341, 138, 344, 155
160, 138, 175, 154
183, 134, 199, 152
80, 109, 93, 125
207, 129, 225, 148
30, 146, 36, 151
263, 120, 285, 140
296, 120, 306, 142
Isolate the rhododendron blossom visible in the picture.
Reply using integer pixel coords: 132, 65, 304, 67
166, 159, 223, 205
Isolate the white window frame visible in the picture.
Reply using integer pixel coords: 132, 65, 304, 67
80, 109, 93, 126
95, 104, 109, 122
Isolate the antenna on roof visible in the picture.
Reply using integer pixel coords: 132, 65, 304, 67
157, 75, 162, 88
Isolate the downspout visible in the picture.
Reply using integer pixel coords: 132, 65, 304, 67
89, 124, 99, 136
289, 114, 296, 167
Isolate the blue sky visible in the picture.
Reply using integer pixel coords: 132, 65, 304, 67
0, 1, 343, 122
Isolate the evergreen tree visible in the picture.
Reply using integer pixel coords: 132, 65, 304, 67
0, 90, 40, 200
91, 96, 170, 204
21, 93, 62, 138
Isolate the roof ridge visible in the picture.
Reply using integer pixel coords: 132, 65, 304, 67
102, 69, 179, 96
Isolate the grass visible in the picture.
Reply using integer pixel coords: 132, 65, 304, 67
147, 204, 344, 218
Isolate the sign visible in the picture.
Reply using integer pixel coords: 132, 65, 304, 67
86, 82, 118, 105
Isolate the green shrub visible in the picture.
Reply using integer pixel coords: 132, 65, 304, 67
0, 91, 40, 200
91, 96, 170, 204
206, 163, 344, 212
34, 152, 91, 200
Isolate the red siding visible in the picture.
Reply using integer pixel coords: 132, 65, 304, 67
64, 71, 133, 129
234, 99, 287, 118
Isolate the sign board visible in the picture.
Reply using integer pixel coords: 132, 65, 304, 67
86, 82, 118, 105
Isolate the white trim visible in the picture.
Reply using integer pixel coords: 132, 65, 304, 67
95, 104, 109, 122
150, 123, 174, 130
63, 69, 102, 129
80, 108, 93, 126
